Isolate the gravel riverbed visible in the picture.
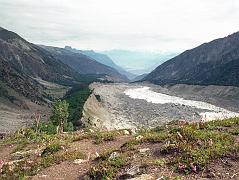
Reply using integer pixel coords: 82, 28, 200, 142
81, 83, 239, 130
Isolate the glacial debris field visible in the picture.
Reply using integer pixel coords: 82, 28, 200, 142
81, 83, 239, 130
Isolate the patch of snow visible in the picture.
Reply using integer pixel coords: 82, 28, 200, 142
124, 87, 239, 121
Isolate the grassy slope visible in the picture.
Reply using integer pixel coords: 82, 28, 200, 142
0, 118, 238, 179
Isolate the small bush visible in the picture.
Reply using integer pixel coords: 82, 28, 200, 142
164, 125, 236, 173
139, 129, 169, 143
93, 131, 117, 144
37, 121, 57, 135
41, 143, 61, 157
121, 139, 140, 150
89, 152, 126, 179
64, 122, 74, 132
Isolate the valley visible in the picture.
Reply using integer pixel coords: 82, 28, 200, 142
81, 83, 239, 130
0, 8, 239, 178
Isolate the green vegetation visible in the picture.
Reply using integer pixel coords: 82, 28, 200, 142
41, 143, 61, 157
0, 128, 84, 179
120, 118, 239, 174
50, 100, 69, 134
64, 85, 91, 127
33, 100, 73, 135
89, 150, 126, 179
0, 150, 85, 179
35, 121, 57, 135
72, 129, 119, 144
0, 117, 238, 179
162, 126, 235, 173
93, 131, 118, 144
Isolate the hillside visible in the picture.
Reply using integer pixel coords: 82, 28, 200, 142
132, 73, 148, 82
0, 59, 45, 103
42, 46, 128, 82
64, 46, 136, 80
0, 28, 81, 86
144, 32, 239, 86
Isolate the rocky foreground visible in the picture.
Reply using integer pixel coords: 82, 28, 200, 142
81, 83, 239, 130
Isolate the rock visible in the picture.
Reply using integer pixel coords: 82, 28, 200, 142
136, 135, 144, 140
139, 148, 150, 154
0, 160, 4, 172
126, 165, 141, 176
130, 128, 137, 135
109, 152, 119, 159
12, 150, 35, 158
123, 130, 130, 135
7, 159, 24, 165
38, 175, 48, 178
73, 159, 87, 164
207, 171, 216, 178
129, 174, 154, 180
89, 129, 94, 133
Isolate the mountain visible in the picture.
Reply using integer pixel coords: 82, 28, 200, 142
144, 32, 239, 87
0, 27, 81, 87
0, 58, 45, 105
64, 46, 136, 80
132, 73, 148, 82
0, 27, 81, 107
42, 46, 128, 82
102, 50, 178, 75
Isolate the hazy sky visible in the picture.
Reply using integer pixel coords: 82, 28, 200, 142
0, 0, 239, 52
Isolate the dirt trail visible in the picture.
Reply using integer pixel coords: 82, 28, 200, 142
32, 136, 131, 180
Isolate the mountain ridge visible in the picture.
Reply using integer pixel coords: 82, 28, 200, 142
144, 31, 239, 86
41, 45, 129, 82
64, 46, 136, 80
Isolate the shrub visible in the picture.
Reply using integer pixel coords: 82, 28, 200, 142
41, 143, 61, 157
64, 122, 74, 132
94, 131, 117, 144
89, 151, 126, 179
37, 121, 57, 135
50, 100, 69, 134
163, 125, 236, 173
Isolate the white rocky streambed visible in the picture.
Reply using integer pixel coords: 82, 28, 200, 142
124, 86, 239, 121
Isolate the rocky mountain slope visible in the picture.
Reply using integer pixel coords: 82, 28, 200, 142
132, 73, 148, 82
144, 32, 239, 86
0, 58, 45, 104
64, 46, 136, 80
42, 46, 128, 82
0, 28, 81, 87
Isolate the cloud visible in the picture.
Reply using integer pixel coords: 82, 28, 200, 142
0, 0, 239, 51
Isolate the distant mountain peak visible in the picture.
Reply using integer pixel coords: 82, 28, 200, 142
63, 46, 135, 80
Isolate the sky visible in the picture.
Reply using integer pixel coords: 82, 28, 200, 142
0, 0, 239, 52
